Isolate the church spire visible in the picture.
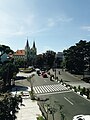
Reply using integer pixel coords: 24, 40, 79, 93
26, 37, 29, 48
33, 41, 35, 48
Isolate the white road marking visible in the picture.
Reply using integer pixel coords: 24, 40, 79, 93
33, 84, 69, 94
37, 91, 71, 96
64, 97, 74, 105
43, 79, 47, 82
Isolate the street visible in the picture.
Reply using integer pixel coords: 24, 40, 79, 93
15, 69, 90, 120
38, 91, 90, 120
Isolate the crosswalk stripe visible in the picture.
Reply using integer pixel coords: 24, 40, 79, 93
54, 85, 61, 91
40, 86, 45, 93
33, 84, 69, 94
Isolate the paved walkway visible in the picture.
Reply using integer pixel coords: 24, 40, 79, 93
16, 98, 42, 120
49, 69, 90, 89
11, 89, 42, 120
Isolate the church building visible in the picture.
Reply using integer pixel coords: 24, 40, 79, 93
14, 39, 37, 65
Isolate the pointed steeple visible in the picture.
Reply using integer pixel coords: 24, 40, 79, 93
33, 41, 35, 48
26, 37, 29, 48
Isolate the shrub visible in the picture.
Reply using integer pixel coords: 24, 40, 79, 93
37, 115, 45, 120
82, 87, 86, 95
86, 88, 90, 99
78, 85, 81, 91
29, 91, 35, 100
74, 86, 77, 92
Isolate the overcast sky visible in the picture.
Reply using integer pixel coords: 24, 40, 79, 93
0, 0, 90, 54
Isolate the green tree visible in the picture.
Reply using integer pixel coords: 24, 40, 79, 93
27, 75, 35, 100
35, 54, 44, 69
63, 40, 87, 74
14, 58, 26, 68
43, 50, 56, 68
0, 44, 19, 89
0, 62, 19, 87
0, 93, 20, 120
0, 45, 13, 62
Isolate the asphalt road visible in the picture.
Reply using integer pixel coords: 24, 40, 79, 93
38, 91, 90, 120
33, 73, 58, 86
33, 71, 90, 120
15, 70, 90, 120
49, 69, 82, 82
49, 69, 90, 88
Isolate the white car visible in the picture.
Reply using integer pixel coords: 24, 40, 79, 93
73, 115, 90, 120
22, 91, 30, 99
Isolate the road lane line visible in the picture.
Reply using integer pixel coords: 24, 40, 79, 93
43, 79, 47, 82
64, 97, 74, 105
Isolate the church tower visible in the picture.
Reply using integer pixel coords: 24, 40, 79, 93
32, 41, 37, 55
25, 38, 30, 62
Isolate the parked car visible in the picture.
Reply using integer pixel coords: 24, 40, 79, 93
36, 68, 41, 75
73, 115, 90, 120
21, 91, 30, 99
41, 71, 45, 75
42, 73, 48, 78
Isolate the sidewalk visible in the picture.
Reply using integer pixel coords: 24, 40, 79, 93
49, 69, 90, 89
16, 98, 42, 120
11, 89, 42, 120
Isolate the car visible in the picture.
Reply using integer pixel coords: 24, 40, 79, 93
21, 91, 30, 99
73, 115, 90, 120
41, 71, 45, 75
42, 73, 48, 78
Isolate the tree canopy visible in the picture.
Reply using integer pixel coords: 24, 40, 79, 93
35, 50, 56, 70
0, 44, 19, 91
0, 45, 13, 57
63, 40, 90, 74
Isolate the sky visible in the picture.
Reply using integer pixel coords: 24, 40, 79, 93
0, 0, 90, 54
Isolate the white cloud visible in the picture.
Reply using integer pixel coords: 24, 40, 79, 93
0, 10, 36, 37
47, 15, 73, 28
47, 18, 56, 27
0, 7, 73, 38
81, 26, 90, 31
57, 16, 73, 22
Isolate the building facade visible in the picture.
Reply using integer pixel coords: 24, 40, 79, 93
55, 52, 64, 68
14, 39, 37, 65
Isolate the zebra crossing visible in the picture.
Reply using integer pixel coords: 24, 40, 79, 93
33, 84, 69, 94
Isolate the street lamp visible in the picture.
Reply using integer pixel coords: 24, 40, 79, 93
53, 59, 57, 80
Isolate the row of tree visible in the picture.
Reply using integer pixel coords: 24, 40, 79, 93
0, 45, 19, 91
63, 40, 90, 74
0, 93, 22, 120
15, 50, 56, 70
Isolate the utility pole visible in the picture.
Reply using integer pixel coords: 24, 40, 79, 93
55, 69, 56, 80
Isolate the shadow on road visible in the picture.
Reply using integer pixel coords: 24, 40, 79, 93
15, 76, 27, 80
11, 85, 28, 92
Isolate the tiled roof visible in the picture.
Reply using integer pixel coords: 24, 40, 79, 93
14, 50, 25, 56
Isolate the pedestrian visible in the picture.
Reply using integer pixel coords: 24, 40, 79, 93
18, 95, 23, 105
59, 71, 60, 75
16, 88, 17, 94
60, 79, 63, 83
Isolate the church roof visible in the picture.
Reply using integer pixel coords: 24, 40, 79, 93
14, 50, 25, 56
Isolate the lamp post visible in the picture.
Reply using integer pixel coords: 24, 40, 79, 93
53, 59, 57, 80
55, 69, 56, 80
